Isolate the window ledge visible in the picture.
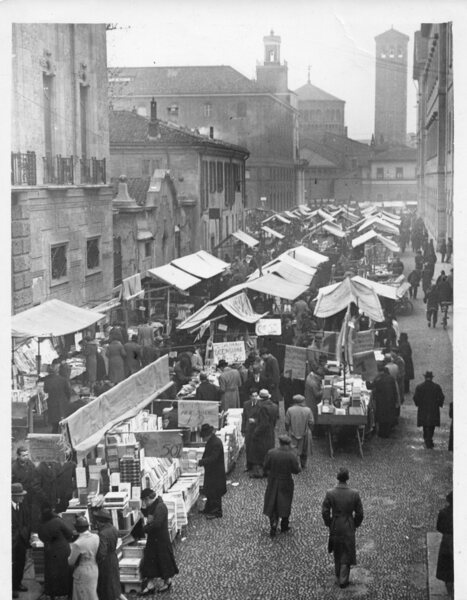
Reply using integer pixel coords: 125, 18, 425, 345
86, 268, 102, 277
50, 278, 69, 288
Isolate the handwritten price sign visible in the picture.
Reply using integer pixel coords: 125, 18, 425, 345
134, 430, 183, 458
177, 400, 219, 429
212, 341, 246, 365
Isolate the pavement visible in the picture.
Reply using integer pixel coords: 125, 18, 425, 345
18, 247, 454, 600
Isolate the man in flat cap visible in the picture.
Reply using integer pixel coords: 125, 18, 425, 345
322, 467, 364, 588
198, 424, 227, 519
94, 509, 122, 600
263, 435, 301, 537
285, 394, 314, 468
413, 371, 445, 449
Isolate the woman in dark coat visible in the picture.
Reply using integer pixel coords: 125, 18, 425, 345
140, 490, 178, 594
94, 509, 122, 600
398, 333, 414, 394
322, 468, 364, 589
106, 339, 126, 384
436, 491, 453, 597
83, 337, 98, 386
37, 504, 74, 600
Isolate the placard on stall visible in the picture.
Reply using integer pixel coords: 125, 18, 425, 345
212, 341, 246, 365
134, 430, 183, 459
27, 433, 68, 463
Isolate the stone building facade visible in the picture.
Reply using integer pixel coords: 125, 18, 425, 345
374, 28, 410, 146
11, 23, 113, 313
109, 105, 249, 262
363, 146, 417, 206
108, 32, 301, 212
413, 22, 454, 243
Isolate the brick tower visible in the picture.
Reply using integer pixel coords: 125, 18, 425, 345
374, 28, 409, 146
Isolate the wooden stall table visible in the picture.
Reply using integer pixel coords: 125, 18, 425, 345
316, 412, 368, 459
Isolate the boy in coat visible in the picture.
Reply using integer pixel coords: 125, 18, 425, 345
322, 468, 364, 589
263, 435, 301, 537
413, 371, 445, 449
198, 423, 227, 519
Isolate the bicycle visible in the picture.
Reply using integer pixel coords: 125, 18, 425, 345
440, 302, 452, 330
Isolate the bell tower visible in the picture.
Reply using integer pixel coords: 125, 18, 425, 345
256, 30, 288, 93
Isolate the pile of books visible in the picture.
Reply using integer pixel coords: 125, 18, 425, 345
119, 557, 141, 582
168, 473, 201, 514
162, 490, 188, 529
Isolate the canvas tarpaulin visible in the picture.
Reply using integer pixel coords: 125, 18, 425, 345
147, 264, 201, 290
286, 245, 329, 267
314, 277, 384, 322
322, 223, 347, 238
171, 252, 227, 279
246, 273, 309, 301
261, 225, 285, 239
248, 255, 316, 287
351, 230, 400, 253
357, 216, 399, 236
62, 355, 171, 453
231, 230, 259, 247
11, 299, 105, 338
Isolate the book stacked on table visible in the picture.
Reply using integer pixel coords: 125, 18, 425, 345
119, 557, 141, 581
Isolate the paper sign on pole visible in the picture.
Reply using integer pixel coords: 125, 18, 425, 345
177, 400, 219, 429
212, 341, 246, 365
134, 430, 183, 459
283, 345, 308, 380
353, 330, 375, 355
27, 433, 67, 463
255, 319, 282, 336
352, 350, 378, 382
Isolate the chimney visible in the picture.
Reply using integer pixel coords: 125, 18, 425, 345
150, 97, 157, 121
113, 175, 139, 210
209, 126, 214, 139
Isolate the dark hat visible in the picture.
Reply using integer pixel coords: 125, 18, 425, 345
424, 371, 434, 378
292, 394, 305, 404
200, 423, 214, 437
278, 434, 291, 445
12, 483, 27, 496
337, 467, 349, 482
75, 516, 89, 531
93, 508, 112, 522
217, 359, 228, 369
140, 488, 156, 500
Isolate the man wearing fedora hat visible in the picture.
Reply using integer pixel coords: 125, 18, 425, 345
11, 483, 31, 598
413, 371, 445, 449
198, 424, 227, 519
249, 389, 278, 478
94, 509, 122, 600
263, 435, 301, 537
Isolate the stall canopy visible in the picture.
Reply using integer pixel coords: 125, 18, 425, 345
62, 355, 171, 454
11, 299, 105, 338
285, 245, 329, 267
314, 277, 384, 322
351, 275, 411, 300
147, 264, 201, 290
357, 216, 399, 236
231, 230, 259, 248
171, 251, 229, 279
248, 254, 317, 287
262, 213, 292, 225
246, 273, 309, 301
261, 225, 285, 239
322, 223, 347, 238
177, 291, 267, 331
351, 229, 400, 253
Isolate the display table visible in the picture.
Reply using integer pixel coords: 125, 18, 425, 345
316, 412, 368, 459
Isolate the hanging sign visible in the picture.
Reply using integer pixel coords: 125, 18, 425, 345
255, 319, 282, 336
134, 430, 183, 459
212, 341, 246, 365
352, 350, 378, 382
283, 345, 308, 380
27, 433, 67, 463
353, 330, 375, 355
177, 400, 219, 429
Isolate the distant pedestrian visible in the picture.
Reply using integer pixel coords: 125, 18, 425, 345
140, 490, 178, 594
414, 250, 424, 271
407, 269, 421, 299
436, 492, 453, 598
249, 389, 278, 478
445, 237, 453, 263
259, 347, 282, 405
83, 337, 99, 386
94, 509, 122, 600
241, 390, 260, 472
217, 359, 242, 410
191, 345, 204, 373
263, 434, 301, 537
43, 362, 72, 433
439, 239, 447, 263
68, 516, 99, 600
398, 333, 414, 394
198, 423, 227, 519
284, 394, 314, 468
106, 338, 126, 384
12, 483, 31, 599
424, 285, 439, 328
123, 334, 142, 377
366, 364, 398, 437
413, 371, 445, 449
304, 368, 324, 427
322, 467, 364, 589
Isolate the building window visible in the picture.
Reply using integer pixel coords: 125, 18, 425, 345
204, 103, 212, 117
86, 237, 100, 270
237, 101, 247, 118
396, 167, 403, 179
209, 161, 216, 193
142, 159, 151, 176
376, 168, 384, 180
113, 236, 122, 287
79, 84, 88, 158
233, 164, 241, 192
43, 74, 54, 156
167, 104, 179, 117
217, 162, 224, 192
202, 161, 209, 210
144, 241, 152, 258
51, 243, 67, 281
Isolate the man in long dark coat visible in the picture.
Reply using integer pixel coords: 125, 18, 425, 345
12, 483, 31, 598
43, 362, 72, 432
198, 423, 227, 519
322, 467, 364, 589
241, 391, 260, 472
249, 389, 279, 478
260, 348, 282, 405
195, 372, 221, 402
263, 435, 301, 537
413, 371, 445, 449
94, 509, 122, 600
366, 365, 398, 437
140, 490, 179, 594
12, 446, 41, 531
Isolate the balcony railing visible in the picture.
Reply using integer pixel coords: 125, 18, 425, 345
80, 157, 106, 184
11, 151, 37, 185
43, 154, 74, 185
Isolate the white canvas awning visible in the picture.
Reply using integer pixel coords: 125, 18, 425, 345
195, 250, 230, 271
263, 213, 292, 225
314, 277, 384, 322
351, 230, 400, 253
231, 230, 259, 247
172, 252, 227, 279
352, 275, 406, 301
322, 223, 347, 238
248, 255, 316, 287
246, 273, 309, 301
147, 264, 201, 290
358, 216, 399, 236
286, 245, 329, 267
11, 299, 105, 338
261, 225, 285, 239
